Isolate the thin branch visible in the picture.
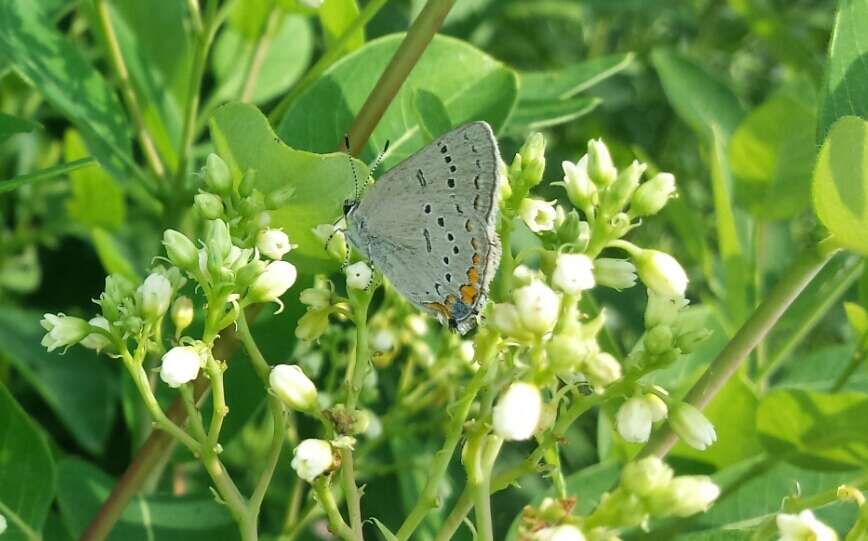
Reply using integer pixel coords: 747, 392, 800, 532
240, 9, 283, 103
0, 157, 94, 193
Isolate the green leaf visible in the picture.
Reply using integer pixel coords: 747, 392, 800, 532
91, 227, 140, 282
0, 0, 133, 178
671, 375, 762, 469
757, 389, 868, 470
277, 33, 519, 168
812, 116, 868, 254
773, 345, 868, 393
64, 130, 126, 230
212, 11, 313, 104
0, 382, 56, 540
0, 307, 118, 455
510, 96, 600, 130
370, 518, 399, 541
651, 48, 744, 141
56, 458, 237, 540
845, 301, 868, 337
729, 85, 817, 219
412, 88, 452, 142
210, 102, 367, 272
818, 0, 868, 139
519, 53, 634, 101
319, 0, 364, 53
0, 112, 40, 144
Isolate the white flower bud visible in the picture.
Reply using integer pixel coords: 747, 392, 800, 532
270, 364, 318, 411
459, 340, 475, 364
651, 476, 720, 517
171, 296, 194, 335
562, 156, 596, 209
406, 314, 428, 336
670, 403, 716, 450
587, 139, 617, 186
632, 172, 676, 217
621, 456, 674, 497
257, 228, 293, 260
40, 313, 91, 353
489, 303, 530, 340
163, 229, 199, 272
194, 193, 224, 220
616, 396, 653, 443
248, 260, 297, 303
291, 439, 334, 482
159, 346, 202, 388
533, 524, 586, 541
138, 273, 173, 320
552, 253, 595, 295
635, 250, 688, 298
644, 393, 668, 422
519, 198, 558, 233
583, 352, 622, 388
513, 281, 560, 335
493, 382, 543, 441
593, 258, 637, 290
371, 329, 396, 353
345, 261, 372, 290
80, 316, 112, 351
777, 510, 839, 541
204, 153, 232, 193
300, 287, 330, 310
645, 289, 688, 328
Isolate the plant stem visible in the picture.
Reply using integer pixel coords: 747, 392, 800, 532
832, 347, 867, 392
179, 384, 207, 441
313, 478, 359, 541
93, 0, 166, 179
236, 310, 272, 383
240, 8, 283, 102
469, 435, 501, 541
201, 451, 256, 540
396, 337, 497, 540
0, 157, 94, 194
342, 0, 456, 156
205, 356, 228, 452
639, 242, 835, 459
267, 0, 391, 125
250, 397, 287, 517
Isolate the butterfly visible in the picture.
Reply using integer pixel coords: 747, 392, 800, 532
344, 121, 504, 334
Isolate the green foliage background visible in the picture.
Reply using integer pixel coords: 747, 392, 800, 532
2, 0, 868, 539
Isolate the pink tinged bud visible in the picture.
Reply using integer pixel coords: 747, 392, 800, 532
291, 439, 334, 482
492, 382, 543, 441
270, 364, 317, 411
616, 396, 653, 443
552, 253, 595, 295
159, 346, 202, 388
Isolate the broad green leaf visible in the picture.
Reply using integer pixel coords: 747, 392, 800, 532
0, 382, 55, 540
212, 11, 312, 104
319, 0, 364, 53
671, 375, 761, 469
510, 96, 600, 130
651, 48, 744, 141
0, 112, 40, 144
412, 88, 452, 142
520, 53, 634, 101
773, 345, 868, 394
757, 389, 868, 470
56, 458, 237, 540
277, 34, 519, 168
729, 86, 817, 219
0, 308, 118, 455
210, 102, 367, 271
0, 0, 133, 178
64, 130, 126, 230
812, 116, 868, 254
0, 246, 40, 294
818, 0, 868, 139
845, 301, 868, 337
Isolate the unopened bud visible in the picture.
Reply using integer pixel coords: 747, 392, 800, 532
194, 193, 224, 220
171, 296, 194, 335
204, 153, 232, 193
632, 172, 676, 217
163, 230, 199, 272
587, 139, 617, 186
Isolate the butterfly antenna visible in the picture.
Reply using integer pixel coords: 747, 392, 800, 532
368, 139, 390, 179
345, 134, 361, 203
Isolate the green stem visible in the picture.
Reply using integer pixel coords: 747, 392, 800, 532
179, 384, 207, 442
201, 452, 256, 540
250, 397, 287, 517
93, 0, 166, 179
469, 435, 501, 541
267, 0, 391, 125
313, 478, 359, 541
0, 500, 42, 541
205, 356, 228, 453
342, 0, 456, 156
395, 338, 496, 540
832, 347, 867, 392
639, 242, 835, 459
0, 158, 95, 194
236, 310, 272, 383
240, 9, 283, 102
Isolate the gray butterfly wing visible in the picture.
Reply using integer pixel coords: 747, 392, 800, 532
346, 121, 503, 334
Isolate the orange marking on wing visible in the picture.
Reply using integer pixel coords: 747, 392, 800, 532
424, 302, 452, 318
471, 253, 481, 266
460, 284, 478, 304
